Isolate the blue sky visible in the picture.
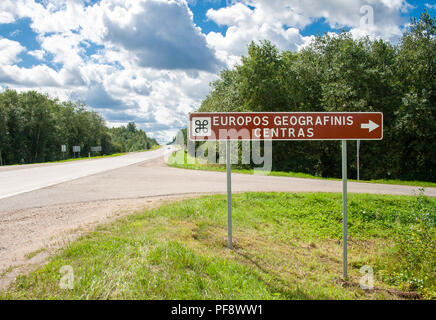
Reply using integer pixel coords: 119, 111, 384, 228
0, 0, 434, 142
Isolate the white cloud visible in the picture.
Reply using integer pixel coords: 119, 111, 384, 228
28, 49, 45, 60
0, 38, 25, 64
0, 64, 61, 87
207, 3, 254, 27
206, 3, 313, 66
0, 11, 15, 24
40, 33, 84, 66
102, 0, 221, 72
245, 0, 409, 39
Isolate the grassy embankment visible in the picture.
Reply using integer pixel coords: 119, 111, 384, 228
48, 153, 127, 163
167, 150, 436, 188
1, 192, 434, 300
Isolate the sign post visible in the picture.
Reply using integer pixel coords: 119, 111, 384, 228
73, 146, 81, 158
91, 146, 102, 153
226, 140, 232, 249
189, 112, 383, 277
61, 145, 66, 159
342, 140, 348, 279
357, 140, 360, 181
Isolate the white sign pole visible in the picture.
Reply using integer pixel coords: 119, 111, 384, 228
226, 140, 232, 249
342, 140, 348, 279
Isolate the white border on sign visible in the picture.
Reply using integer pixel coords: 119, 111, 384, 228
188, 112, 384, 141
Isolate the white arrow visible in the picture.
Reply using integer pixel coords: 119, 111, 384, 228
361, 120, 379, 132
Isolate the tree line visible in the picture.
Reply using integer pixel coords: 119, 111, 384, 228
197, 11, 435, 182
0, 90, 158, 165
109, 122, 158, 153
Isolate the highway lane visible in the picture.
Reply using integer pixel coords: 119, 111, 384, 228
1, 154, 435, 214
0, 147, 172, 200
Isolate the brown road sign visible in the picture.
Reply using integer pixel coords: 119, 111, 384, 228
189, 112, 383, 141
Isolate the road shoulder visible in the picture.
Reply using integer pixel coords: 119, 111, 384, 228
0, 194, 201, 290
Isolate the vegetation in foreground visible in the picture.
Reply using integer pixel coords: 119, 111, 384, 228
1, 192, 434, 300
167, 150, 436, 188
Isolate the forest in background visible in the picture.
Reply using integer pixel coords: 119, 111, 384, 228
196, 11, 435, 182
0, 90, 158, 165
109, 122, 158, 153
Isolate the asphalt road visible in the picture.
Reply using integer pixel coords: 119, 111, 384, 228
0, 148, 435, 213
0, 148, 167, 200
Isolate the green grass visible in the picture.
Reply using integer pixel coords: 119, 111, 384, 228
5, 146, 161, 167
6, 153, 127, 166
47, 153, 128, 163
1, 192, 434, 300
25, 248, 46, 260
167, 150, 436, 188
130, 145, 161, 153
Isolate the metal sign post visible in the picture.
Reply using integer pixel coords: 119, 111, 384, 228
342, 140, 348, 279
73, 146, 81, 158
226, 140, 232, 249
61, 145, 66, 160
357, 140, 360, 181
188, 112, 383, 273
91, 146, 102, 154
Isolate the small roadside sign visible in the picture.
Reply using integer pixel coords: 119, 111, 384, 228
61, 144, 67, 160
73, 146, 81, 153
91, 146, 102, 152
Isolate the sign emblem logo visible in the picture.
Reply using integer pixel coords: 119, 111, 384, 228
191, 117, 211, 137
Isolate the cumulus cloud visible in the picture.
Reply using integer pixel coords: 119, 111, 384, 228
0, 64, 61, 87
0, 38, 25, 64
28, 49, 45, 60
206, 3, 313, 66
242, 0, 409, 39
103, 0, 222, 72
0, 11, 15, 24
40, 32, 85, 67
71, 81, 127, 109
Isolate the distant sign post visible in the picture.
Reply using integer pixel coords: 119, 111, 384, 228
73, 146, 81, 158
61, 145, 66, 159
189, 112, 383, 279
91, 146, 102, 154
